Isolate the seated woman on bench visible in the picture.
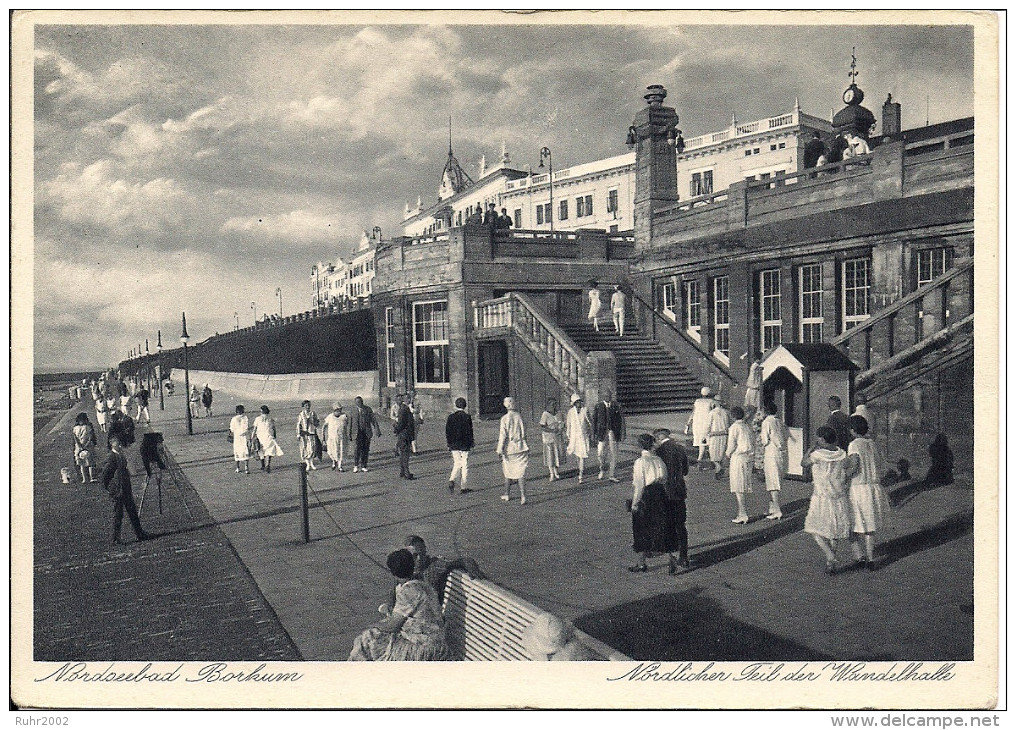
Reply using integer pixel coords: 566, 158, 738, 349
349, 549, 451, 662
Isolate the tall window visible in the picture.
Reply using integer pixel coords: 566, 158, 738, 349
576, 194, 593, 217
686, 279, 701, 341
843, 258, 871, 330
385, 307, 397, 386
413, 301, 450, 386
607, 189, 619, 214
660, 281, 677, 323
559, 199, 569, 221
691, 170, 714, 197
713, 276, 730, 362
536, 205, 544, 225
760, 268, 782, 350
917, 247, 948, 287
799, 263, 824, 343
513, 209, 522, 228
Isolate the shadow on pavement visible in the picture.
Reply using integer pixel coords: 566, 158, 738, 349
573, 586, 834, 661
876, 510, 973, 570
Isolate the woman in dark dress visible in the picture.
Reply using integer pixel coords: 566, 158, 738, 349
628, 433, 680, 574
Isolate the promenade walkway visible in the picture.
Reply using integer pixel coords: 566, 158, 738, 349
97, 390, 977, 663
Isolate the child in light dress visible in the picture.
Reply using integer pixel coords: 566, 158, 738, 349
802, 426, 853, 574
846, 415, 891, 570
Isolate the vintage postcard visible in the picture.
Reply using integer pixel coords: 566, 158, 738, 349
11, 9, 1000, 711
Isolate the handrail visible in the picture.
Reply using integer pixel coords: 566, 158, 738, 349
622, 284, 736, 386
511, 292, 587, 366
829, 259, 973, 346
856, 313, 974, 389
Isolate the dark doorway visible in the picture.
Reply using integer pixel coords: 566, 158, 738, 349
762, 366, 803, 427
478, 340, 509, 418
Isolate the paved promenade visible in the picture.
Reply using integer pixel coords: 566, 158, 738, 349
34, 390, 975, 663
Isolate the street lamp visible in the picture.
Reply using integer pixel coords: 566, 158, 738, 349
233, 311, 239, 331
145, 339, 151, 395
251, 301, 257, 325
276, 287, 283, 317
311, 265, 321, 310
538, 146, 554, 234
156, 330, 164, 411
180, 312, 193, 435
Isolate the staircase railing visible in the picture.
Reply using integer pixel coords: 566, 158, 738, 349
473, 292, 587, 395
830, 258, 974, 386
621, 283, 737, 393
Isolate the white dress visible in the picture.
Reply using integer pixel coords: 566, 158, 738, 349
707, 407, 731, 461
804, 448, 852, 540
323, 412, 347, 457
847, 437, 891, 533
497, 410, 530, 479
565, 406, 591, 459
687, 398, 713, 446
725, 420, 755, 494
229, 414, 251, 461
760, 415, 789, 492
253, 414, 284, 457
744, 362, 763, 410
587, 289, 602, 320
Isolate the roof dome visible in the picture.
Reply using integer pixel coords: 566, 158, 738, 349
833, 83, 877, 140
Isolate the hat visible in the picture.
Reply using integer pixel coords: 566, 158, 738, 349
700, 387, 712, 397
570, 393, 582, 404
522, 612, 573, 660
332, 402, 343, 410
386, 549, 416, 580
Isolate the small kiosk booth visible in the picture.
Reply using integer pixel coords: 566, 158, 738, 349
760, 343, 859, 477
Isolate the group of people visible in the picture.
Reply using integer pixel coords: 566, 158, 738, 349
803, 129, 872, 172
687, 379, 894, 573
226, 397, 385, 476
467, 202, 513, 230
188, 384, 214, 419
587, 282, 627, 337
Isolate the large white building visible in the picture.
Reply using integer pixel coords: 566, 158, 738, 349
401, 102, 833, 238
310, 231, 377, 309
676, 102, 833, 199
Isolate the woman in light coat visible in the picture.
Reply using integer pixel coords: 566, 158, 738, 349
253, 405, 284, 473
725, 406, 756, 524
759, 401, 790, 520
565, 393, 592, 483
497, 397, 530, 504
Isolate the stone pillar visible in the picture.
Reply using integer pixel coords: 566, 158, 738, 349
584, 351, 617, 405
632, 85, 679, 255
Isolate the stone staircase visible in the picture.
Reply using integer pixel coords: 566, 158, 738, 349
559, 320, 704, 413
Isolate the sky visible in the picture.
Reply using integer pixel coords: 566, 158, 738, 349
30, 17, 976, 372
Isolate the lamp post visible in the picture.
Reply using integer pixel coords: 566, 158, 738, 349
538, 147, 554, 234
276, 287, 283, 317
145, 339, 151, 394
156, 330, 164, 411
251, 301, 257, 325
233, 311, 239, 331
311, 265, 321, 310
181, 312, 193, 435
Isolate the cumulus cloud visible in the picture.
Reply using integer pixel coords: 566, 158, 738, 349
28, 22, 975, 371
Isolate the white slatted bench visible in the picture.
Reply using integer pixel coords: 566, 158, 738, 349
442, 569, 629, 661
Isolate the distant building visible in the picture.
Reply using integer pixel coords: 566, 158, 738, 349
310, 232, 377, 309
311, 259, 345, 310
347, 231, 377, 299
676, 101, 833, 200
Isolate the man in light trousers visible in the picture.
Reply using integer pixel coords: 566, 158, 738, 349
445, 397, 475, 495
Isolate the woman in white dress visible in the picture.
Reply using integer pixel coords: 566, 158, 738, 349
846, 415, 891, 570
707, 397, 731, 479
587, 283, 602, 332
802, 426, 854, 574
725, 407, 756, 524
297, 400, 320, 471
253, 405, 283, 473
322, 403, 348, 471
229, 405, 251, 475
496, 397, 530, 504
565, 393, 592, 483
684, 387, 714, 469
759, 401, 790, 520
94, 397, 109, 433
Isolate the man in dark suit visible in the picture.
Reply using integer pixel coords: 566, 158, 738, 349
483, 202, 498, 229
445, 397, 475, 494
346, 396, 382, 472
654, 428, 690, 570
803, 131, 827, 169
393, 393, 416, 480
591, 390, 625, 482
100, 430, 151, 545
825, 396, 852, 451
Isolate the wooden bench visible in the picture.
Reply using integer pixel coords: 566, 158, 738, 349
442, 569, 629, 661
